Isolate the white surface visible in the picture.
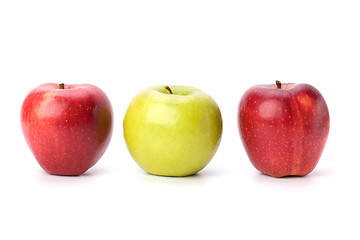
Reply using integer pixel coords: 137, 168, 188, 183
0, 1, 359, 239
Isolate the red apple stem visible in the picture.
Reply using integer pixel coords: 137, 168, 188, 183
59, 83, 65, 89
165, 86, 173, 94
276, 80, 281, 89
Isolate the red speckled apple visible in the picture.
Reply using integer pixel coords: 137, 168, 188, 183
21, 83, 113, 176
238, 80, 329, 177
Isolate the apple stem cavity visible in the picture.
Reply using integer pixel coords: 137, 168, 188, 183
165, 86, 173, 95
276, 80, 282, 89
59, 83, 65, 89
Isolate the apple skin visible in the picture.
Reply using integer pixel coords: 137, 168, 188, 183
123, 85, 223, 177
21, 83, 113, 176
238, 82, 329, 177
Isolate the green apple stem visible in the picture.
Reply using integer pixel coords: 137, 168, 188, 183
59, 83, 65, 89
276, 80, 281, 89
165, 86, 173, 94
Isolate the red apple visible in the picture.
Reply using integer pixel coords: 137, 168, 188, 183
21, 83, 113, 176
238, 80, 330, 177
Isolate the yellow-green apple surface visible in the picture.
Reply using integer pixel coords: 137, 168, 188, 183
123, 85, 223, 177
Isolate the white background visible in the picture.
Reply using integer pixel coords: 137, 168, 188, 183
0, 0, 359, 239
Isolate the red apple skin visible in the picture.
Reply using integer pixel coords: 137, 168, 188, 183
238, 82, 330, 177
21, 83, 113, 176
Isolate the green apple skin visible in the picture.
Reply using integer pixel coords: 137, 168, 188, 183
123, 86, 223, 177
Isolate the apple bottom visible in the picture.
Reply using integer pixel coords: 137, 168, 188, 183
132, 135, 219, 177
27, 126, 109, 176
240, 112, 329, 177
243, 130, 327, 177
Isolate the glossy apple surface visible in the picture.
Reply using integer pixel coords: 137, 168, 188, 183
21, 83, 113, 176
238, 81, 329, 177
123, 85, 223, 177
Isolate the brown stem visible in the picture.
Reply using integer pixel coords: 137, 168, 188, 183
165, 86, 173, 94
275, 80, 281, 89
59, 83, 65, 89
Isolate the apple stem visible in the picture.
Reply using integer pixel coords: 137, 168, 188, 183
59, 83, 65, 89
276, 80, 281, 89
165, 86, 173, 94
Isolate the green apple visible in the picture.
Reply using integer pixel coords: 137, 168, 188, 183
123, 85, 223, 177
